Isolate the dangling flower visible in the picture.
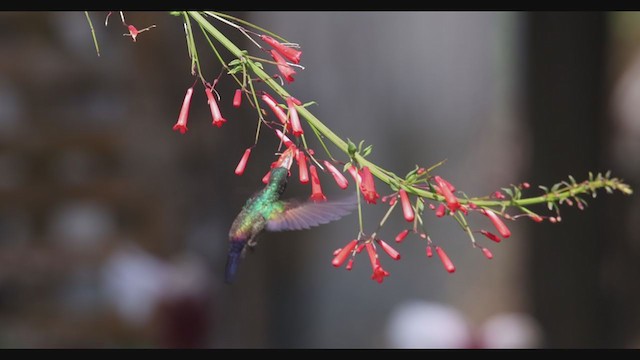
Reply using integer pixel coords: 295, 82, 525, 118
274, 129, 295, 149
269, 49, 296, 83
479, 230, 501, 243
481, 209, 511, 238
309, 165, 327, 202
398, 189, 415, 222
286, 97, 303, 136
127, 25, 139, 42
297, 150, 309, 184
332, 239, 358, 267
323, 161, 349, 189
365, 243, 389, 284
234, 148, 252, 176
426, 245, 433, 258
435, 246, 456, 273
433, 176, 461, 212
261, 35, 302, 64
172, 87, 193, 134
233, 89, 242, 108
206, 87, 227, 128
395, 229, 409, 243
360, 166, 380, 204
482, 247, 493, 260
261, 92, 289, 127
347, 165, 362, 184
376, 239, 401, 260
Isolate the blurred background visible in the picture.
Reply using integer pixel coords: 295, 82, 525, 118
0, 11, 638, 348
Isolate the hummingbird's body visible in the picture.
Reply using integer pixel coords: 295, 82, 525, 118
225, 149, 357, 283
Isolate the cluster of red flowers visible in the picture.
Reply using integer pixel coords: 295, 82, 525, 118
331, 173, 525, 283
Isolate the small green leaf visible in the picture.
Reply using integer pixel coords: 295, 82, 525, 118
568, 175, 577, 185
228, 59, 241, 67
169, 11, 182, 16
302, 101, 317, 107
539, 185, 549, 193
547, 201, 553, 211
254, 62, 264, 69
362, 145, 373, 157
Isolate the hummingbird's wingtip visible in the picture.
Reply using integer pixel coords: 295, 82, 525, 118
224, 241, 246, 284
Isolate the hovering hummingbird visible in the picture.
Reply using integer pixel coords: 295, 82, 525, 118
225, 147, 357, 283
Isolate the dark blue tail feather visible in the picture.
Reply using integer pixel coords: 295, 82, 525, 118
225, 241, 246, 284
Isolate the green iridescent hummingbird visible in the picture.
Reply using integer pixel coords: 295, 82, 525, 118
226, 147, 357, 283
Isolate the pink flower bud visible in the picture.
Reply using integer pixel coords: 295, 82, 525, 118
261, 92, 289, 128
395, 229, 410, 243
346, 259, 354, 271
480, 230, 501, 243
286, 97, 303, 137
436, 246, 456, 273
332, 239, 358, 267
376, 239, 401, 260
482, 209, 511, 238
435, 203, 446, 218
297, 150, 309, 184
399, 189, 414, 222
482, 247, 493, 259
323, 161, 349, 189
233, 89, 242, 108
172, 87, 193, 134
275, 129, 295, 148
234, 148, 251, 176
426, 245, 433, 258
262, 170, 271, 184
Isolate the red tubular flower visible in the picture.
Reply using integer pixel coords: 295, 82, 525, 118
297, 150, 309, 184
233, 89, 242, 108
398, 189, 415, 222
389, 196, 397, 206
275, 129, 295, 149
323, 161, 349, 189
365, 242, 377, 268
434, 176, 461, 212
436, 246, 456, 273
234, 148, 252, 176
261, 35, 302, 64
261, 92, 290, 128
482, 209, 511, 238
376, 239, 401, 260
205, 88, 227, 128
435, 203, 446, 218
482, 247, 493, 260
332, 239, 358, 267
309, 165, 327, 202
480, 230, 501, 243
371, 264, 390, 284
426, 245, 433, 258
172, 87, 193, 134
269, 49, 296, 83
286, 97, 303, 137
360, 166, 380, 204
395, 229, 409, 243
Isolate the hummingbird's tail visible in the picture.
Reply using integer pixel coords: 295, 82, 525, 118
225, 241, 246, 284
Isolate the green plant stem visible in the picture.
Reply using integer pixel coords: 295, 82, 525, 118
189, 11, 631, 213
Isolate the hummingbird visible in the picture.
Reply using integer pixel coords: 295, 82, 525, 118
225, 147, 357, 283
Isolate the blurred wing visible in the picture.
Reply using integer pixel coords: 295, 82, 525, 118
265, 194, 357, 232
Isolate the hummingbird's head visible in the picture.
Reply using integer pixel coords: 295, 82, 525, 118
274, 146, 296, 170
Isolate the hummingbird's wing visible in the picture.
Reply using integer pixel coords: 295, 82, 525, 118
265, 194, 358, 232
